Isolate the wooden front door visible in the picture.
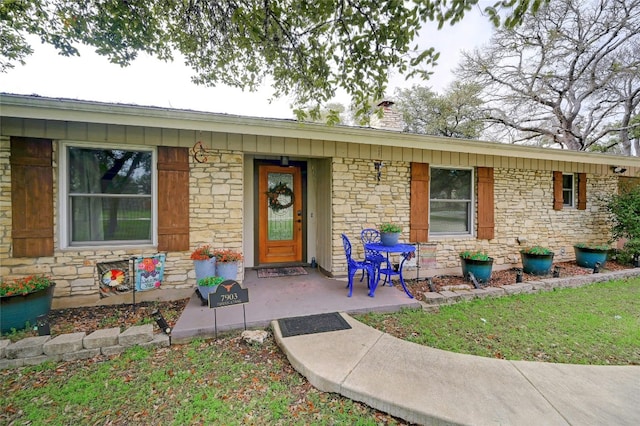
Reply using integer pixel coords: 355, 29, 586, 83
258, 165, 303, 264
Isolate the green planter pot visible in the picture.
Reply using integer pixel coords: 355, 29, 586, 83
520, 252, 554, 276
1, 284, 56, 333
574, 246, 608, 269
460, 257, 493, 283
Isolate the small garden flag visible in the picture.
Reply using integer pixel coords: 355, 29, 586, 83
134, 254, 166, 291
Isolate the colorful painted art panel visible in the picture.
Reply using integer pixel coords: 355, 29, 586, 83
97, 260, 131, 298
134, 254, 166, 291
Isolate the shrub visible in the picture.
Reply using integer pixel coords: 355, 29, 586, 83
521, 246, 553, 255
607, 185, 640, 241
460, 250, 491, 261
379, 222, 402, 233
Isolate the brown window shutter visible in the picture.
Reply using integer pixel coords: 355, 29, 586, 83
477, 167, 495, 240
553, 171, 563, 211
157, 147, 189, 251
577, 173, 587, 210
410, 162, 429, 242
10, 137, 54, 257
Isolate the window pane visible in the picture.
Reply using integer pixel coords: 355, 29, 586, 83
430, 169, 471, 199
71, 196, 152, 242
563, 174, 574, 205
267, 172, 294, 241
69, 148, 152, 194
430, 201, 470, 233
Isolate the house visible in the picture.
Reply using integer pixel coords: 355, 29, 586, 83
1, 93, 639, 307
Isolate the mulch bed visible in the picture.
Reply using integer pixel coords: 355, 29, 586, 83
403, 260, 633, 302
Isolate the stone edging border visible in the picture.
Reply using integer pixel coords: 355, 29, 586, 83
418, 268, 640, 310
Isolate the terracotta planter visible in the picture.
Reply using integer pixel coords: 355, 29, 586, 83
1, 283, 55, 333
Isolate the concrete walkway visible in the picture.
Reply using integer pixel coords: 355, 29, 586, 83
273, 313, 640, 426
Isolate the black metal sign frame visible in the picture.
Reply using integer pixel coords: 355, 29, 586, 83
208, 280, 250, 339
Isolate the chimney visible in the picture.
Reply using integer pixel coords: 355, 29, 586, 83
370, 99, 405, 131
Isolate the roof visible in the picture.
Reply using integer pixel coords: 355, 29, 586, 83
2, 92, 639, 168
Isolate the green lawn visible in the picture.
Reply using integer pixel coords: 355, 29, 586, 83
357, 277, 640, 365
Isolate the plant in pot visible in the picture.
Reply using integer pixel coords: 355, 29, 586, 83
213, 249, 244, 280
520, 246, 555, 276
1, 275, 56, 334
573, 243, 610, 269
191, 245, 216, 282
196, 275, 224, 303
459, 250, 493, 284
379, 222, 402, 246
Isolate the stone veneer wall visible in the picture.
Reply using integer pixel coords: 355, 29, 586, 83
331, 157, 411, 274
330, 158, 617, 275
0, 137, 244, 303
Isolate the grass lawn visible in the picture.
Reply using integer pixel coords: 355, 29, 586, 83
357, 277, 640, 365
2, 277, 638, 424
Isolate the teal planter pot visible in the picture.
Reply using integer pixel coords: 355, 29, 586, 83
1, 284, 55, 334
460, 257, 493, 283
574, 246, 608, 268
521, 252, 554, 276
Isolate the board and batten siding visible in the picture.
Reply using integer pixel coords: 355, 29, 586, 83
0, 117, 622, 175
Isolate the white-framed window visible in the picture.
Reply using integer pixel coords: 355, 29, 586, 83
60, 142, 156, 247
429, 167, 474, 235
562, 173, 575, 207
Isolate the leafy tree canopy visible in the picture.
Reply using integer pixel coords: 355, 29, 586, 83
1, 0, 548, 119
395, 82, 484, 138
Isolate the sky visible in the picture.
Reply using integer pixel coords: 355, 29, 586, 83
1, 6, 494, 120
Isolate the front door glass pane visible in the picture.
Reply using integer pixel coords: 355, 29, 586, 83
267, 172, 294, 241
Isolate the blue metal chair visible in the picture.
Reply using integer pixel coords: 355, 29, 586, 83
341, 234, 376, 297
360, 228, 387, 284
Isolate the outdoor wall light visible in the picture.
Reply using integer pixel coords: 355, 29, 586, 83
152, 309, 172, 335
280, 156, 289, 167
374, 161, 385, 181
611, 166, 627, 174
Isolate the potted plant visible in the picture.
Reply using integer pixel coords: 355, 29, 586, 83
573, 243, 610, 268
520, 246, 555, 276
191, 245, 216, 282
196, 275, 224, 301
459, 251, 493, 283
213, 249, 244, 280
379, 222, 402, 246
1, 275, 56, 334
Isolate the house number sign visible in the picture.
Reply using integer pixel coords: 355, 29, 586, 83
208, 280, 249, 308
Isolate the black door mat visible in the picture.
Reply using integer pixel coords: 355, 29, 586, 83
258, 267, 308, 278
278, 312, 352, 338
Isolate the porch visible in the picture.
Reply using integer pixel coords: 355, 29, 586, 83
170, 268, 421, 344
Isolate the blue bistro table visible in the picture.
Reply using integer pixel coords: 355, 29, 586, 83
364, 242, 415, 298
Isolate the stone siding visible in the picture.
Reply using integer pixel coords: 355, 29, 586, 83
0, 137, 244, 302
331, 157, 410, 274
331, 160, 617, 275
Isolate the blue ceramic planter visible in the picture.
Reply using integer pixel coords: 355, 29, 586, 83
521, 252, 554, 276
380, 232, 401, 246
1, 284, 55, 333
193, 258, 216, 283
461, 257, 493, 283
574, 246, 608, 268
217, 262, 238, 280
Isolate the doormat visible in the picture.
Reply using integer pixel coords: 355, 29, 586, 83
278, 312, 352, 338
257, 266, 308, 278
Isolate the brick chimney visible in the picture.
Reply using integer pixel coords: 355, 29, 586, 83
370, 100, 404, 131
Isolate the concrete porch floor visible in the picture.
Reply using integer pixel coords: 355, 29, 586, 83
171, 268, 421, 344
